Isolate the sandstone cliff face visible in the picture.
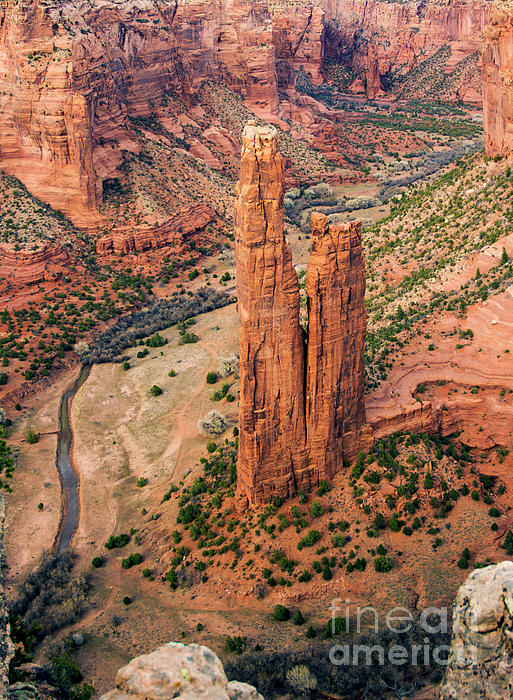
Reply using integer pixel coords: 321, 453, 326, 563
305, 212, 366, 480
96, 204, 214, 254
0, 0, 323, 223
235, 125, 366, 505
0, 245, 69, 286
0, 1, 98, 225
99, 642, 263, 700
322, 0, 489, 102
440, 561, 513, 699
235, 122, 309, 504
483, 1, 513, 157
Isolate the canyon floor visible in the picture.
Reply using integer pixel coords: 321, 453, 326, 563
4, 128, 513, 698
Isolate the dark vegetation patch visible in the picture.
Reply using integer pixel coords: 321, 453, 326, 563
83, 288, 232, 363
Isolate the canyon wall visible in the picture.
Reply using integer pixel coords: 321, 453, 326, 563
321, 0, 490, 101
483, 0, 513, 157
235, 123, 367, 505
0, 0, 319, 223
0, 0, 492, 223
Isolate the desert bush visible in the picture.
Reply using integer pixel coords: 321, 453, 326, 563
198, 411, 229, 436
25, 430, 40, 444
273, 604, 290, 621
218, 354, 239, 377
286, 665, 317, 694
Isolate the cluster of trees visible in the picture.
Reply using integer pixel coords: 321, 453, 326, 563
82, 288, 231, 363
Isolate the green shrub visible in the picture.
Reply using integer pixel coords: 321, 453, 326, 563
105, 533, 130, 549
293, 610, 305, 625
25, 430, 40, 444
225, 635, 245, 653
297, 530, 321, 550
150, 385, 163, 396
91, 556, 103, 568
206, 371, 218, 384
324, 617, 346, 638
121, 553, 143, 569
273, 604, 290, 621
374, 555, 393, 573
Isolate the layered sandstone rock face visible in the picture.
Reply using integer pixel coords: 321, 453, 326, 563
235, 124, 366, 504
483, 1, 513, 157
0, 245, 69, 287
235, 122, 309, 504
99, 642, 263, 700
306, 213, 366, 480
0, 0, 323, 224
96, 205, 214, 254
440, 561, 513, 699
0, 1, 98, 225
322, 0, 489, 102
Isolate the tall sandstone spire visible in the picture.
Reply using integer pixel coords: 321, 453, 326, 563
305, 212, 367, 481
235, 123, 367, 506
234, 122, 309, 505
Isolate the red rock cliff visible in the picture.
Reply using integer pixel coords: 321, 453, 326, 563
235, 125, 367, 505
322, 0, 490, 102
305, 212, 366, 480
483, 1, 513, 157
235, 122, 309, 505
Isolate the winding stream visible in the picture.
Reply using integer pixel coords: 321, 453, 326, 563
55, 364, 91, 553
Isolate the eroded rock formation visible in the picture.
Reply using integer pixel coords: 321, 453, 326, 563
440, 561, 513, 699
96, 205, 215, 255
483, 1, 513, 157
235, 122, 309, 504
99, 642, 263, 700
0, 0, 491, 224
323, 0, 489, 103
0, 245, 69, 286
306, 212, 366, 480
235, 124, 366, 504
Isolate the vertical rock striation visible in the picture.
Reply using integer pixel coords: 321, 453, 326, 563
305, 213, 366, 481
483, 1, 513, 157
235, 126, 367, 505
235, 122, 308, 505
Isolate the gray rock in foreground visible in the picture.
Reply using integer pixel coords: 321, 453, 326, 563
99, 642, 264, 700
440, 560, 513, 699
